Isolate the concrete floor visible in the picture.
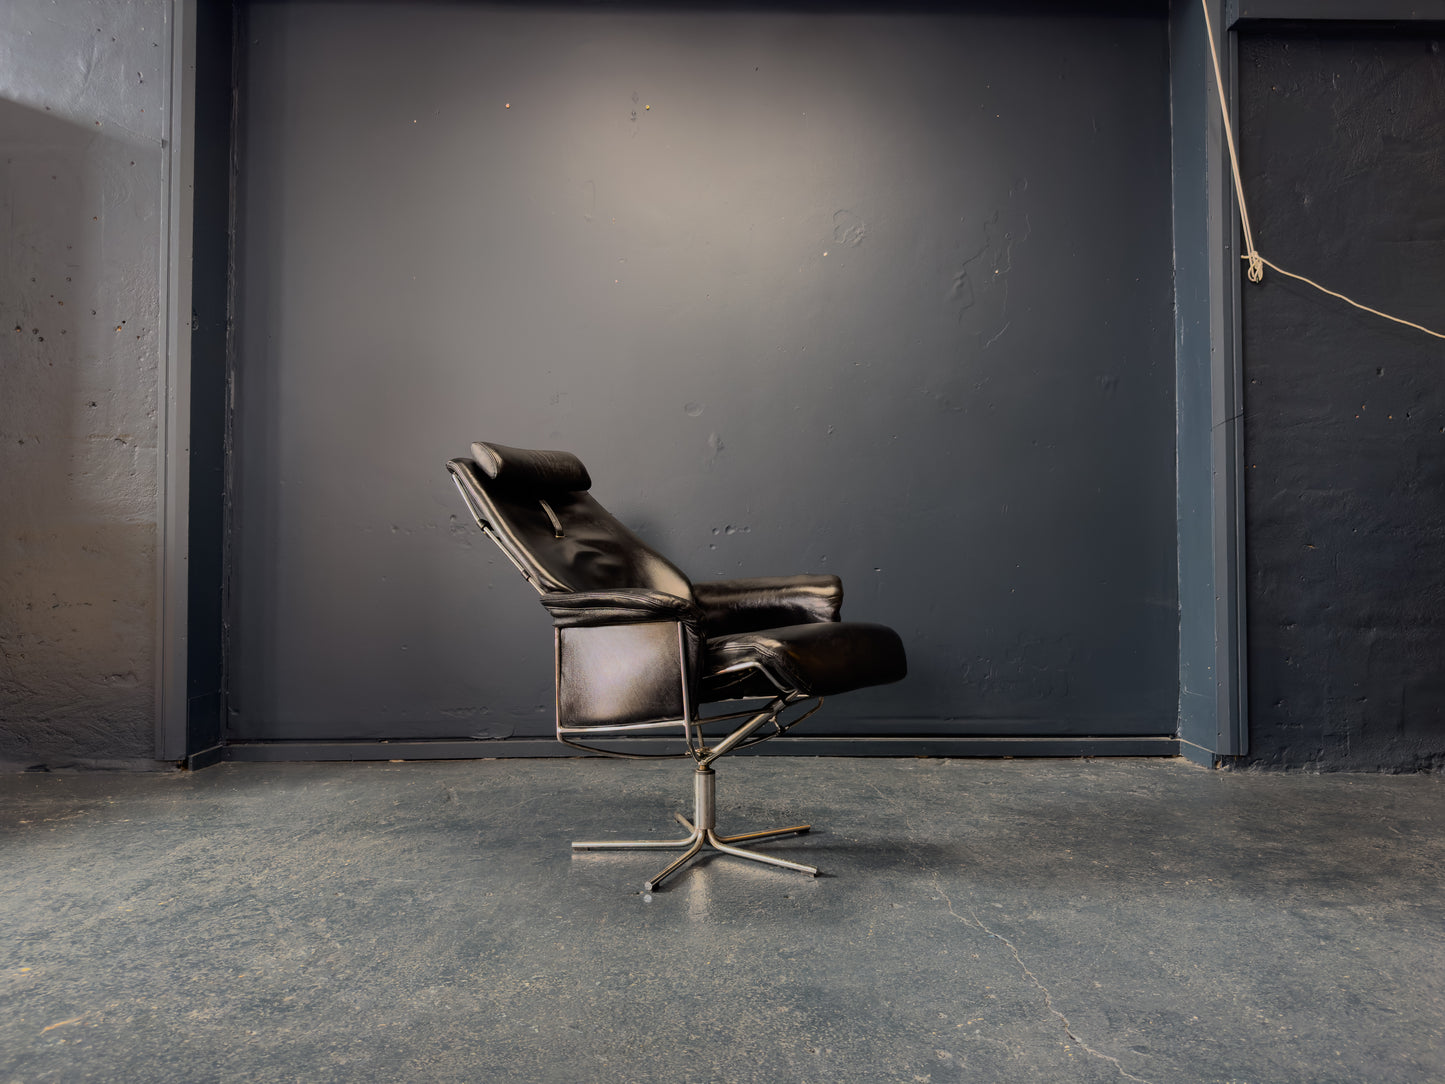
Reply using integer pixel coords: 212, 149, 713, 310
1, 757, 1441, 1084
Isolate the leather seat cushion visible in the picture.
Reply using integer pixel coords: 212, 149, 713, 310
701, 621, 907, 701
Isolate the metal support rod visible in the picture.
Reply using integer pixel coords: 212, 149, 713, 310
698, 702, 786, 767
570, 763, 817, 891
694, 766, 716, 830
642, 836, 707, 891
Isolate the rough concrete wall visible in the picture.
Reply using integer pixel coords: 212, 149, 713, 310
1240, 29, 1445, 772
0, 0, 170, 767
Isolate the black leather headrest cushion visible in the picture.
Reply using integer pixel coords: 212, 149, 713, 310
470, 441, 592, 493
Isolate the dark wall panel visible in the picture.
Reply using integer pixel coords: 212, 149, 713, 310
1241, 28, 1445, 770
228, 2, 1177, 741
185, 0, 235, 756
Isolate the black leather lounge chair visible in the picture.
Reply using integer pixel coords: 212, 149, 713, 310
447, 441, 907, 890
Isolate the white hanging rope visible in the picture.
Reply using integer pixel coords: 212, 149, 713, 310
1250, 255, 1445, 340
1199, 0, 1445, 341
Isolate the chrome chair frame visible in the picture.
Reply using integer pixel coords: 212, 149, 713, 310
560, 644, 828, 890
452, 474, 827, 889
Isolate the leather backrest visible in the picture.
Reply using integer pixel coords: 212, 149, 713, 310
469, 441, 592, 492
448, 444, 693, 599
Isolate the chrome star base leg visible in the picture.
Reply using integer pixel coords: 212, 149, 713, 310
571, 765, 818, 891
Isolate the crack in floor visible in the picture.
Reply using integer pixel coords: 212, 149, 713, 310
863, 776, 1157, 1084
930, 875, 1159, 1084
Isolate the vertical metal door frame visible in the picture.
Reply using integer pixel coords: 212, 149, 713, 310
158, 0, 232, 767
157, 0, 197, 762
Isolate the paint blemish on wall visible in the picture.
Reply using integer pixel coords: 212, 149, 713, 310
832, 209, 866, 249
961, 634, 1075, 705
946, 182, 1031, 351
629, 90, 643, 136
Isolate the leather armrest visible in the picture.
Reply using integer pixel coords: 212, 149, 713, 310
541, 589, 702, 630
543, 590, 702, 728
691, 575, 842, 636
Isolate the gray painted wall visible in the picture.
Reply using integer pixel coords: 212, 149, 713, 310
0, 0, 172, 768
1239, 26, 1445, 771
228, 2, 1179, 743
1171, 0, 1251, 765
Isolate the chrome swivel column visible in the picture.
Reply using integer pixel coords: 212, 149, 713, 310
572, 765, 817, 892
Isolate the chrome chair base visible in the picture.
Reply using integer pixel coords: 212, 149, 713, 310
571, 765, 819, 891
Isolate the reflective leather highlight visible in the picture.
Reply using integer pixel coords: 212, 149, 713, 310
557, 622, 687, 728
448, 458, 692, 598
470, 441, 592, 492
542, 589, 701, 630
702, 622, 907, 700
543, 590, 704, 697
692, 575, 843, 636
